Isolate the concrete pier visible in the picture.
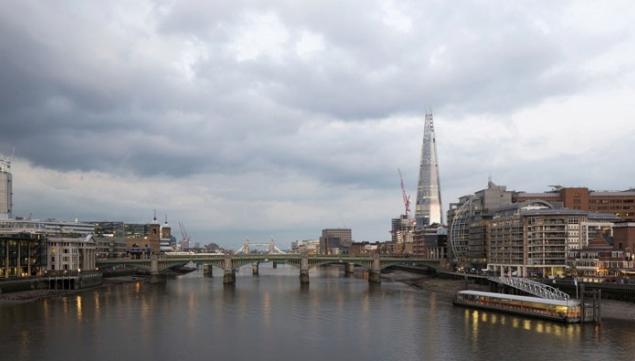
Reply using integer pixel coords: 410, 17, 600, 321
345, 262, 355, 276
149, 255, 164, 284
252, 262, 259, 276
272, 261, 277, 269
223, 256, 236, 285
368, 255, 381, 284
203, 264, 213, 278
300, 256, 310, 285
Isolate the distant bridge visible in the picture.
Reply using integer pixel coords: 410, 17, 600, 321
97, 254, 443, 285
234, 240, 285, 255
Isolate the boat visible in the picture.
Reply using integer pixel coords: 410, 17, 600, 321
453, 290, 582, 323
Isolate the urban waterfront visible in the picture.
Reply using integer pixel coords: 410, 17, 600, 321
1, 265, 634, 361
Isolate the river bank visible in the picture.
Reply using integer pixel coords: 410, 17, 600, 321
0, 276, 141, 305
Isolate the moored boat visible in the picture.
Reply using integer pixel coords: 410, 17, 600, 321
454, 290, 582, 323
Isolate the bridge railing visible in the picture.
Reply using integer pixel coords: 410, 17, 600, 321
491, 276, 570, 301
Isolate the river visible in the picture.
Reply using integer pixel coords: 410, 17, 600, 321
1, 264, 634, 361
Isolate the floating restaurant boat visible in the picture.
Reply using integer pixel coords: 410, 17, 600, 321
453, 290, 582, 323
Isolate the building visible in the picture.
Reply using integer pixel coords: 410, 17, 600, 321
413, 225, 447, 258
0, 233, 47, 278
123, 213, 163, 257
514, 186, 635, 222
348, 241, 380, 256
0, 157, 12, 220
0, 218, 96, 272
160, 216, 173, 252
486, 202, 619, 277
290, 239, 320, 255
390, 215, 415, 255
614, 223, 635, 252
447, 181, 514, 263
415, 113, 443, 227
570, 237, 634, 279
319, 228, 352, 255
90, 221, 127, 258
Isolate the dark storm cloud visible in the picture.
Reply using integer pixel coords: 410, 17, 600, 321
0, 0, 631, 189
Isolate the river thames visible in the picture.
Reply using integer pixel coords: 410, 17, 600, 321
1, 265, 634, 361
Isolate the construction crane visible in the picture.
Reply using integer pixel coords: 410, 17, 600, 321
178, 221, 190, 250
398, 169, 411, 217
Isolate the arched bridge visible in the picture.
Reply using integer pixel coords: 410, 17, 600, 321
97, 254, 442, 285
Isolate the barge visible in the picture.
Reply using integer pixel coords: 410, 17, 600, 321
454, 290, 582, 323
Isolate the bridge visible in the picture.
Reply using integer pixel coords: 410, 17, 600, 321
96, 254, 443, 285
234, 240, 286, 255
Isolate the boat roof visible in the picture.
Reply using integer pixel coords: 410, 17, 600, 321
457, 290, 579, 306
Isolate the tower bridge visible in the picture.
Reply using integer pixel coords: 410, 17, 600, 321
96, 253, 443, 285
235, 239, 285, 255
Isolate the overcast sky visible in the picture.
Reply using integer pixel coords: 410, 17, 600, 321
1, 1, 634, 248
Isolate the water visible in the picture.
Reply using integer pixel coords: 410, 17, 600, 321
1, 264, 634, 361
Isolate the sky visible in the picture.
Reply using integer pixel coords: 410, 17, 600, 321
1, 1, 635, 249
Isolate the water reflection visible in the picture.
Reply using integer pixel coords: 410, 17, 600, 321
462, 308, 583, 339
0, 267, 633, 361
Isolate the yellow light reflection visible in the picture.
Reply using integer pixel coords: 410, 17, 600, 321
76, 295, 83, 321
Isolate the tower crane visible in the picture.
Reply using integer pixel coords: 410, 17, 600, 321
398, 169, 411, 217
178, 221, 190, 250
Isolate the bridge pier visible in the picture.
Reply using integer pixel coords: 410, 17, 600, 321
252, 262, 259, 276
300, 256, 310, 285
203, 264, 213, 278
368, 255, 381, 284
223, 256, 235, 285
272, 261, 277, 269
149, 255, 164, 284
345, 262, 355, 276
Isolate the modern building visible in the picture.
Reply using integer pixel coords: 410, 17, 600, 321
486, 202, 620, 277
415, 113, 443, 227
0, 218, 96, 272
447, 181, 514, 263
319, 228, 352, 255
514, 186, 635, 222
0, 233, 47, 278
0, 157, 12, 220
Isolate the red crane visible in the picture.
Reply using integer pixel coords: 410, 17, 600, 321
398, 169, 411, 217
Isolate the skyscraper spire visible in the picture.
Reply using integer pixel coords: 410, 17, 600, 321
415, 112, 443, 226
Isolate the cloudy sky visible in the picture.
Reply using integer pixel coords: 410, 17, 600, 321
1, 1, 634, 248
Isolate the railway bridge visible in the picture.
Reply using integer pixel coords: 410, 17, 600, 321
96, 254, 443, 285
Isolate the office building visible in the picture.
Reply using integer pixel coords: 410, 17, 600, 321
415, 113, 443, 227
0, 233, 47, 278
319, 228, 352, 255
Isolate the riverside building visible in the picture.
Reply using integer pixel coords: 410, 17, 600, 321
486, 203, 619, 277
0, 218, 96, 272
0, 233, 47, 278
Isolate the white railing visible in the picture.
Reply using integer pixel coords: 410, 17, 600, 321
491, 276, 570, 301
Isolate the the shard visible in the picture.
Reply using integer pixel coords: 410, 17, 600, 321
415, 113, 443, 227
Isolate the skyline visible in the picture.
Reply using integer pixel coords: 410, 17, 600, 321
2, 1, 635, 247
